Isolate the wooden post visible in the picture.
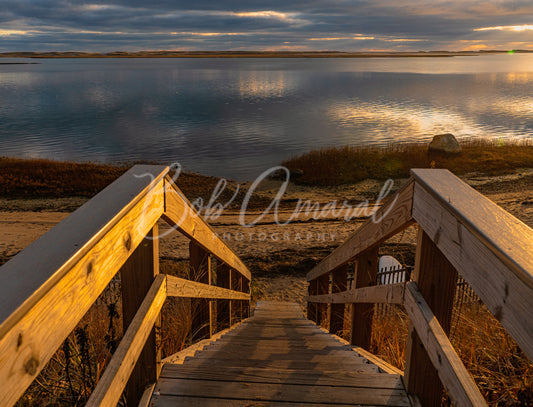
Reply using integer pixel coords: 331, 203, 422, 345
329, 265, 348, 336
242, 278, 250, 319
209, 259, 217, 336
316, 274, 329, 327
237, 274, 244, 322
230, 269, 240, 325
350, 247, 378, 349
307, 279, 318, 323
120, 225, 161, 407
216, 264, 231, 330
404, 229, 458, 406
189, 241, 211, 341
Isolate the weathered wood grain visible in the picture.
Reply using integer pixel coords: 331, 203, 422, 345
0, 172, 165, 407
162, 179, 251, 281
403, 282, 488, 407
307, 282, 405, 305
404, 228, 458, 406
166, 275, 250, 300
120, 225, 161, 406
306, 180, 414, 282
138, 383, 155, 407
316, 274, 329, 326
154, 377, 410, 406
351, 248, 379, 349
160, 365, 403, 388
86, 274, 167, 407
151, 395, 401, 407
161, 320, 247, 364
411, 170, 533, 361
0, 164, 167, 335
411, 169, 533, 290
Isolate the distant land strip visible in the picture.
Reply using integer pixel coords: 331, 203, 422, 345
1, 50, 532, 58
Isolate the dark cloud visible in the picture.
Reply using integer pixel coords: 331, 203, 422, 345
0, 0, 532, 51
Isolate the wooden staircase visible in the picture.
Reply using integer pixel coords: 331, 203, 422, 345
1, 165, 532, 407
150, 301, 413, 406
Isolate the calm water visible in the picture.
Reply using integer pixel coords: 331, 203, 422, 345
1, 55, 532, 180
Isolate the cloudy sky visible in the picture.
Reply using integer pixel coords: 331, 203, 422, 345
1, 0, 532, 52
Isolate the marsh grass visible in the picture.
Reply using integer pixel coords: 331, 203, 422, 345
0, 157, 230, 202
370, 301, 533, 406
282, 138, 533, 186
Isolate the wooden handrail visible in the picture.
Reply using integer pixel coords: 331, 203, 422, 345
306, 179, 415, 281
86, 274, 167, 407
403, 282, 487, 406
306, 169, 533, 406
0, 164, 251, 407
166, 275, 250, 300
163, 175, 251, 281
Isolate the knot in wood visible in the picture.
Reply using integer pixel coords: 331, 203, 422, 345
24, 356, 39, 376
123, 232, 132, 251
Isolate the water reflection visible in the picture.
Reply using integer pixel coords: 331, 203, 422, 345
0, 55, 532, 180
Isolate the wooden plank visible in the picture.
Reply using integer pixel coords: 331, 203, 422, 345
181, 357, 380, 372
316, 274, 329, 327
403, 282, 487, 406
138, 383, 156, 407
307, 278, 318, 322
228, 268, 234, 325
329, 266, 348, 335
86, 274, 167, 407
404, 228, 457, 405
307, 282, 405, 305
161, 319, 247, 364
411, 169, 533, 289
231, 270, 242, 324
120, 225, 162, 406
241, 278, 250, 319
162, 179, 251, 280
159, 365, 404, 388
351, 346, 404, 375
0, 173, 165, 407
351, 247, 379, 349
151, 395, 401, 407
209, 256, 216, 336
216, 264, 231, 331
153, 377, 410, 406
0, 165, 168, 334
166, 275, 250, 300
204, 344, 353, 353
411, 173, 533, 361
306, 180, 414, 282
188, 349, 371, 361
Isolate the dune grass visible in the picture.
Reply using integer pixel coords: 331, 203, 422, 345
370, 302, 533, 405
282, 138, 533, 186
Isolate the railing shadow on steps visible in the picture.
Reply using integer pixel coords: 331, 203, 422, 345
0, 165, 251, 407
306, 168, 533, 407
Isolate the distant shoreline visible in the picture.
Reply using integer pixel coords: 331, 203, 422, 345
1, 50, 532, 59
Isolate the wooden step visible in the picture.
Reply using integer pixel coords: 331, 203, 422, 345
181, 358, 380, 373
150, 301, 411, 406
152, 377, 410, 406
160, 365, 398, 386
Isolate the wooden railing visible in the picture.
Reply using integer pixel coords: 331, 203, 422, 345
306, 169, 533, 407
0, 165, 251, 407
